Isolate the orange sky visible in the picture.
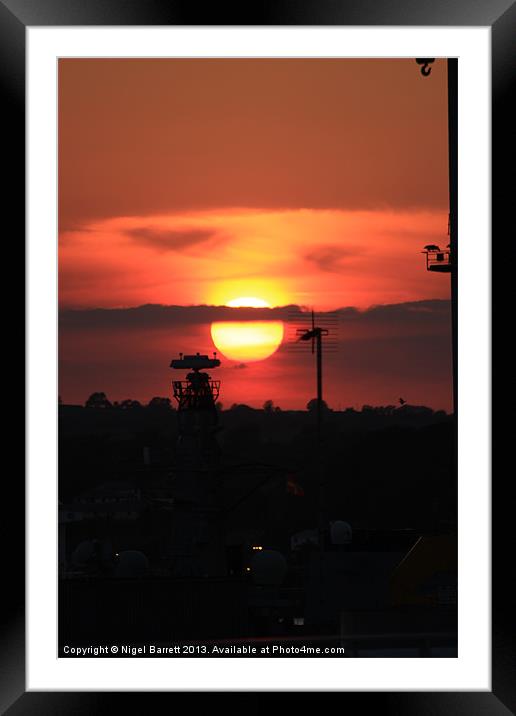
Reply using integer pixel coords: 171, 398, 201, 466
58, 58, 452, 410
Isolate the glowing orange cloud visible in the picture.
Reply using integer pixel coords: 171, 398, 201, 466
58, 208, 450, 310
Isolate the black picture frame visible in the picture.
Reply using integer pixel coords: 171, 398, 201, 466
3, 0, 512, 708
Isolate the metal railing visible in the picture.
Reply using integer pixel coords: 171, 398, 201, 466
425, 250, 452, 272
172, 380, 221, 409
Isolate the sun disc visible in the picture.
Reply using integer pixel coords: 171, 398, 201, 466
211, 321, 284, 362
226, 296, 271, 308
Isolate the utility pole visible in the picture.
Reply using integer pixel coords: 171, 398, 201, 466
298, 312, 328, 555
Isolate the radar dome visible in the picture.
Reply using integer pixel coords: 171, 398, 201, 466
330, 521, 352, 545
250, 549, 287, 586
114, 550, 149, 578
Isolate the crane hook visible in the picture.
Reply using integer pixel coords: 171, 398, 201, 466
415, 58, 435, 77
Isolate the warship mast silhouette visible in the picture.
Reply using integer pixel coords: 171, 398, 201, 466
167, 351, 226, 577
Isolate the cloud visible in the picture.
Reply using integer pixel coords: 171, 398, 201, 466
59, 300, 449, 334
354, 300, 451, 324
59, 304, 299, 332
125, 226, 222, 253
60, 225, 98, 235
58, 207, 450, 311
304, 245, 362, 273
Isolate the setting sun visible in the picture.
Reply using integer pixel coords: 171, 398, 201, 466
226, 297, 270, 308
212, 296, 283, 361
211, 321, 284, 362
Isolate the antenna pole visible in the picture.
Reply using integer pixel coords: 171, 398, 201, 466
296, 314, 329, 557
316, 331, 323, 443
316, 330, 325, 559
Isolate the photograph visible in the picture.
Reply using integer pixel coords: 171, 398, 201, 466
57, 56, 458, 658
0, 0, 504, 703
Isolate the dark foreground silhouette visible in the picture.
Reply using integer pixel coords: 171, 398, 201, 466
58, 400, 457, 657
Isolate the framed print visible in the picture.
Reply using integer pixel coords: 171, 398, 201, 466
2, 0, 512, 708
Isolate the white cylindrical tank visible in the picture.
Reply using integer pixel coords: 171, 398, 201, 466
114, 550, 149, 578
250, 549, 287, 585
330, 520, 352, 545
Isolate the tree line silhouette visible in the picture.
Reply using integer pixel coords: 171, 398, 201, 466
63, 392, 444, 416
